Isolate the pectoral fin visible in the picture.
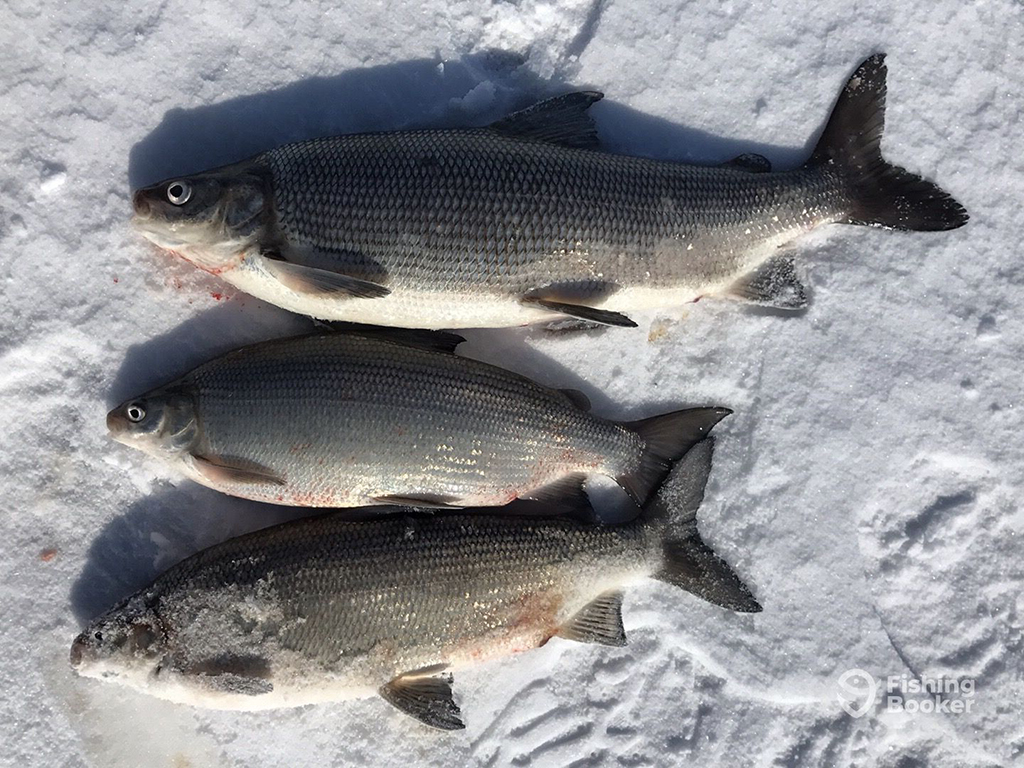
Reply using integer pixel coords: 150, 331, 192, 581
188, 655, 274, 696
192, 454, 286, 486
263, 258, 390, 299
729, 256, 808, 310
522, 296, 637, 328
542, 317, 606, 334
557, 590, 626, 646
379, 672, 464, 730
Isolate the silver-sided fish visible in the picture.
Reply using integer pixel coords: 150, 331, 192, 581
107, 327, 728, 511
132, 55, 966, 330
71, 437, 757, 729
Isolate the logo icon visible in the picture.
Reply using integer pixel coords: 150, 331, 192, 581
837, 668, 877, 718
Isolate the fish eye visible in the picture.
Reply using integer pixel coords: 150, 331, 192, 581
94, 631, 103, 641
126, 402, 146, 423
166, 181, 192, 205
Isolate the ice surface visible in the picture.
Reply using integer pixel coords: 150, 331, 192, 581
1, 0, 1021, 765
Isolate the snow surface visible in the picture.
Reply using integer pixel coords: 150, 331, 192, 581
1, 0, 1021, 765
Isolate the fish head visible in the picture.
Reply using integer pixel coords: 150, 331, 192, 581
107, 387, 199, 459
131, 163, 269, 272
71, 594, 169, 686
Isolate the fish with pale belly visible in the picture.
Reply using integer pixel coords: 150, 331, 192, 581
106, 327, 728, 512
131, 54, 966, 330
70, 437, 756, 729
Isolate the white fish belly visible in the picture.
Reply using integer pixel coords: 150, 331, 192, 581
77, 663, 378, 712
219, 231, 803, 329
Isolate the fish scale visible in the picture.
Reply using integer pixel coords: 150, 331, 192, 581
102, 503, 650, 699
72, 439, 762, 727
265, 129, 826, 295
133, 56, 966, 328
108, 331, 725, 510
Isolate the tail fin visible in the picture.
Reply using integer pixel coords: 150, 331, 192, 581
810, 54, 967, 232
643, 438, 761, 612
617, 407, 731, 507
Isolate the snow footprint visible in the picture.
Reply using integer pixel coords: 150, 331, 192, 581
857, 452, 1023, 758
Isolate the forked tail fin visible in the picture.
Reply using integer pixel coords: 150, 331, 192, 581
643, 438, 761, 612
617, 407, 732, 508
809, 54, 968, 231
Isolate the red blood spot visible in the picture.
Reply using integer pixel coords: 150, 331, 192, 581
211, 292, 223, 301
112, 277, 119, 284
40, 548, 57, 562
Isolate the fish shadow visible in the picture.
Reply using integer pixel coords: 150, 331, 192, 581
69, 483, 312, 625
129, 50, 818, 189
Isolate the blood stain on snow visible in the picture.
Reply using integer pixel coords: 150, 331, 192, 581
40, 548, 58, 562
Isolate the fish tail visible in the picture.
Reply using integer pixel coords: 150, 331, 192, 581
617, 407, 732, 508
809, 53, 968, 231
642, 438, 761, 612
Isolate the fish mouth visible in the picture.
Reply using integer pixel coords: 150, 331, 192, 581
106, 408, 130, 442
131, 189, 151, 217
128, 217, 215, 255
70, 633, 87, 669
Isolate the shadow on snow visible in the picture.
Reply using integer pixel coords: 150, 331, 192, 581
128, 49, 816, 189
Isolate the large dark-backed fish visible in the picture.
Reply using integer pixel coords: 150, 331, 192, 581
71, 438, 757, 729
107, 328, 728, 510
131, 55, 966, 329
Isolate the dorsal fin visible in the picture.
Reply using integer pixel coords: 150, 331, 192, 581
559, 388, 591, 411
721, 153, 772, 173
490, 91, 604, 149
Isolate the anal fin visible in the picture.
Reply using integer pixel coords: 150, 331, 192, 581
521, 473, 595, 522
557, 590, 626, 646
263, 257, 390, 299
729, 256, 808, 310
379, 673, 464, 730
192, 454, 286, 486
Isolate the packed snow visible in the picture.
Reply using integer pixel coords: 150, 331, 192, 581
1, 0, 1021, 765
